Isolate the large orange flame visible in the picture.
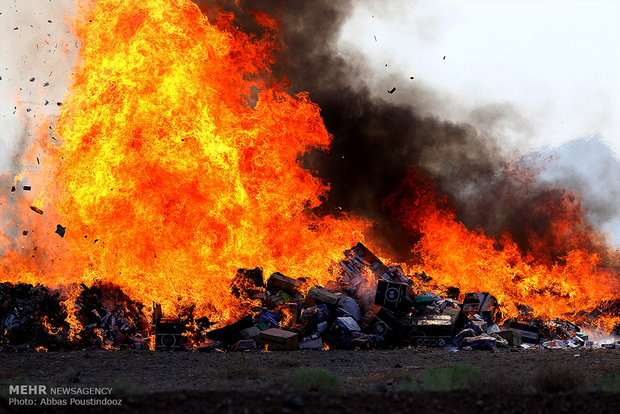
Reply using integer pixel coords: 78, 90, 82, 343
387, 171, 620, 331
0, 0, 617, 332
0, 0, 368, 321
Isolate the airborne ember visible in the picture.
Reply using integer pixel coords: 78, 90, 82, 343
0, 0, 619, 352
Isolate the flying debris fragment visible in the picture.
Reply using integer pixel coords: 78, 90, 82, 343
388, 87, 396, 94
55, 224, 66, 238
30, 205, 43, 215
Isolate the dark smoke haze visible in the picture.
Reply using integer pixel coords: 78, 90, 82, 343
193, 0, 618, 263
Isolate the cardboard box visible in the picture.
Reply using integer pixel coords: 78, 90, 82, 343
259, 328, 299, 351
299, 336, 323, 350
335, 316, 361, 333
407, 315, 454, 337
307, 287, 339, 305
267, 272, 303, 293
364, 306, 398, 340
155, 318, 184, 351
497, 328, 524, 346
462, 292, 497, 313
239, 326, 261, 341
346, 242, 389, 277
509, 322, 539, 344
441, 306, 461, 326
374, 280, 413, 311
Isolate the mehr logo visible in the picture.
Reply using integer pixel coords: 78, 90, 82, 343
9, 385, 47, 395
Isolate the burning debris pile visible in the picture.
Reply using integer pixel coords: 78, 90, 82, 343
198, 243, 618, 352
0, 282, 150, 351
71, 283, 151, 350
1, 0, 619, 357
2, 243, 618, 352
0, 283, 68, 351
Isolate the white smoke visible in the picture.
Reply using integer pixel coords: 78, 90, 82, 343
338, 0, 619, 157
0, 0, 78, 174
338, 0, 620, 246
1, 0, 618, 245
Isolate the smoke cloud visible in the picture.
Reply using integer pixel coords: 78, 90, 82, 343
194, 0, 619, 261
2, 1, 617, 261
0, 0, 77, 174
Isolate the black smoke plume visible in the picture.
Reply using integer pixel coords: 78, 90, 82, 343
194, 0, 616, 264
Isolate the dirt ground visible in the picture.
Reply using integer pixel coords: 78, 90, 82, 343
0, 348, 618, 413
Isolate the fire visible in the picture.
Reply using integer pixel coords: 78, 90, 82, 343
0, 0, 617, 337
0, 0, 367, 322
61, 297, 82, 341
386, 171, 620, 331
42, 316, 62, 335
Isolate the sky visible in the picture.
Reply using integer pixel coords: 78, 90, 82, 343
338, 0, 620, 245
339, 0, 620, 157
0, 0, 618, 244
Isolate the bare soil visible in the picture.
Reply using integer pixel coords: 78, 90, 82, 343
1, 348, 619, 413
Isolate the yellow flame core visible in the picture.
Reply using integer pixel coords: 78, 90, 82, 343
393, 173, 620, 331
18, 0, 367, 320
0, 0, 616, 334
